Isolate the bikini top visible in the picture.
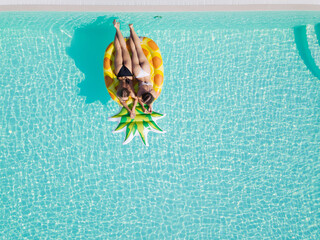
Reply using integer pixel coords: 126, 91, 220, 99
117, 65, 133, 78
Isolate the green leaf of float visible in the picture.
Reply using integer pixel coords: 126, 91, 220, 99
132, 124, 137, 136
114, 121, 129, 132
114, 116, 132, 131
151, 112, 164, 118
135, 103, 152, 115
148, 120, 163, 132
136, 122, 147, 145
136, 112, 152, 123
146, 114, 154, 122
143, 120, 150, 129
110, 103, 165, 145
111, 107, 129, 118
125, 122, 137, 141
136, 107, 145, 115
121, 116, 133, 124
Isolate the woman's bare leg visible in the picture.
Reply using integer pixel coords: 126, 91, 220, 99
129, 36, 141, 77
114, 35, 123, 75
129, 24, 150, 73
113, 20, 132, 72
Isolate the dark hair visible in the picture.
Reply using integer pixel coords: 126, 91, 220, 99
142, 93, 154, 105
118, 88, 130, 98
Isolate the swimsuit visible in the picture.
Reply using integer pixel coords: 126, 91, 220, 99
136, 68, 150, 79
117, 65, 133, 78
139, 81, 153, 86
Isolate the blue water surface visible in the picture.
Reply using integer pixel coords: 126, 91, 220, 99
1, 12, 320, 239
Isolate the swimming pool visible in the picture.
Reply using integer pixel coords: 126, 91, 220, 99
1, 11, 320, 239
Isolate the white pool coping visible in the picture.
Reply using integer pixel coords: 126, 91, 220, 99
1, 4, 320, 11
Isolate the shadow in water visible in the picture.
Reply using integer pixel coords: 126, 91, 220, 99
294, 24, 320, 80
67, 16, 115, 105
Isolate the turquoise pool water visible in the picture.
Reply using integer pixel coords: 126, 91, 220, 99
1, 12, 320, 239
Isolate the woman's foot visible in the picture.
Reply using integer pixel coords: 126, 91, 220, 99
129, 24, 134, 30
113, 19, 120, 29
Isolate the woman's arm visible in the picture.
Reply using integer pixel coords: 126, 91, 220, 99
119, 99, 133, 116
147, 102, 153, 113
137, 98, 148, 113
130, 96, 138, 119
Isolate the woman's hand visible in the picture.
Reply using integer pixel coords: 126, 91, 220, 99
130, 111, 136, 119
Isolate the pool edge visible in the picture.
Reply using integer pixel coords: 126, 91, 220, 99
1, 4, 320, 12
